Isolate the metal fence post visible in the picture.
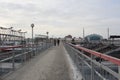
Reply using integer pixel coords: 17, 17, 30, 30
91, 54, 94, 80
21, 45, 24, 64
118, 66, 120, 80
36, 44, 37, 55
12, 48, 15, 70
81, 50, 85, 80
24, 45, 27, 61
46, 42, 47, 49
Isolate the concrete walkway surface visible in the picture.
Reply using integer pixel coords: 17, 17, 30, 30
3, 44, 74, 80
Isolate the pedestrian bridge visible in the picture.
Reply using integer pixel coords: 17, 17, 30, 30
0, 42, 120, 80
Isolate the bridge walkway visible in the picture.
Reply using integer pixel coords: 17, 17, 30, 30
3, 44, 80, 80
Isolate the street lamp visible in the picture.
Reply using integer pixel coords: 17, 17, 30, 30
31, 23, 34, 43
31, 23, 34, 56
46, 31, 49, 39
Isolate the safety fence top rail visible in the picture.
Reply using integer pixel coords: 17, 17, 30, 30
0, 44, 37, 51
0, 45, 22, 50
68, 43, 120, 66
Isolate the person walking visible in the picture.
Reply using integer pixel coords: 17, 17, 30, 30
71, 38, 76, 45
54, 39, 57, 46
57, 39, 60, 46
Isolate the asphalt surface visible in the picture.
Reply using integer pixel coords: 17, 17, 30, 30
3, 44, 72, 80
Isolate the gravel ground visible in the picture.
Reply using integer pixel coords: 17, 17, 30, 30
3, 44, 72, 80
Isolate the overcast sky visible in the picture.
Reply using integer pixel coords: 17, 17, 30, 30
0, 0, 120, 38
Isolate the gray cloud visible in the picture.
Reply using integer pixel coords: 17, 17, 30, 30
0, 0, 120, 38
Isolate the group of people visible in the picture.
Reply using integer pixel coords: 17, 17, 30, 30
54, 38, 60, 46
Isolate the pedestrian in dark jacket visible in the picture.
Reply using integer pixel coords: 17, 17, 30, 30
54, 39, 57, 46
71, 38, 76, 45
57, 39, 60, 46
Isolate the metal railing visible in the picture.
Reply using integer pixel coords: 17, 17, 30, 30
64, 43, 120, 80
0, 42, 53, 76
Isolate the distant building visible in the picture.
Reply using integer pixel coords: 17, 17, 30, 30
35, 34, 47, 38
74, 37, 83, 43
34, 34, 47, 44
85, 34, 103, 42
64, 35, 83, 43
110, 35, 120, 39
65, 35, 72, 38
64, 35, 72, 42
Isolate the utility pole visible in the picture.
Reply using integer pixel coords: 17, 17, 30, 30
107, 27, 109, 40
